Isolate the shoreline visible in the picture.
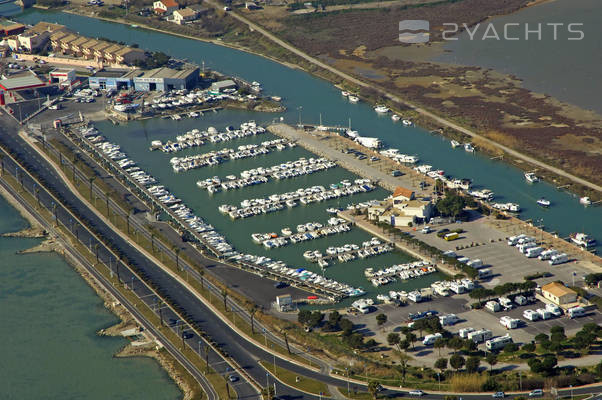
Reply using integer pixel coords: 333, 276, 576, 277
0, 183, 195, 400
33, 5, 602, 200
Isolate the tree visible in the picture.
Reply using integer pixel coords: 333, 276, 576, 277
398, 339, 410, 352
387, 333, 400, 348
298, 309, 312, 325
447, 337, 463, 354
396, 351, 412, 384
307, 311, 324, 328
405, 332, 417, 350
436, 192, 466, 217
376, 313, 387, 327
486, 353, 497, 372
595, 360, 602, 378
550, 326, 566, 343
503, 343, 519, 353
221, 288, 228, 311
584, 273, 602, 287
435, 357, 448, 372
434, 337, 446, 356
534, 333, 549, 343
450, 354, 465, 372
465, 356, 480, 373
368, 381, 381, 400
340, 318, 353, 335
521, 343, 535, 352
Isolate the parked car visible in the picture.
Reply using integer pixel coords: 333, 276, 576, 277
228, 374, 238, 382
529, 389, 543, 397
492, 392, 505, 398
409, 390, 425, 396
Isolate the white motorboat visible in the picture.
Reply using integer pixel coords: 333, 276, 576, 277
341, 90, 350, 97
348, 95, 360, 103
570, 232, 596, 248
391, 114, 401, 122
537, 198, 551, 207
451, 140, 460, 148
525, 172, 539, 183
402, 119, 413, 126
464, 143, 475, 153
374, 105, 390, 114
580, 196, 592, 206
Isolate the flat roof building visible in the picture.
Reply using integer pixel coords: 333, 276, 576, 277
0, 20, 25, 37
89, 69, 137, 91
0, 72, 45, 91
133, 67, 198, 91
210, 79, 236, 94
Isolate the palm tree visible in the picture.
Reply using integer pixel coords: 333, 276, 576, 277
104, 190, 110, 216
405, 332, 417, 350
368, 381, 380, 399
199, 268, 205, 289
172, 246, 181, 270
434, 337, 446, 357
150, 233, 155, 253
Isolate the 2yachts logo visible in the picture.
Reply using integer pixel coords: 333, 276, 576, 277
398, 20, 430, 43
399, 21, 585, 43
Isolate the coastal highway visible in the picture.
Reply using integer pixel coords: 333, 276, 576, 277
2, 113, 602, 400
0, 177, 220, 400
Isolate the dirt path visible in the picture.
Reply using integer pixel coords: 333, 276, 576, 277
215, 3, 602, 194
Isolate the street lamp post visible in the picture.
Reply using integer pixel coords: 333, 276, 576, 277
346, 367, 350, 396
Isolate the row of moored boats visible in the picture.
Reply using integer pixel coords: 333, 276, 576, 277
252, 218, 352, 249
169, 139, 295, 172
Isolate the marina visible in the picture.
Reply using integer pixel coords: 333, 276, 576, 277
18, 9, 601, 308
169, 138, 295, 172
305, 238, 394, 265
150, 120, 267, 153
218, 179, 375, 219
252, 217, 352, 249
196, 156, 336, 192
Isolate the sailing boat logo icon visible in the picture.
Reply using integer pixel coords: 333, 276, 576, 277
399, 20, 430, 43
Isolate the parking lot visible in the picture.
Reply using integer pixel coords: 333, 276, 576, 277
413, 214, 601, 296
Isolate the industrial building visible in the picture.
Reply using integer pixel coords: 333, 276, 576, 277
89, 67, 198, 92
209, 79, 236, 94
0, 20, 25, 37
132, 67, 199, 91
0, 71, 45, 91
89, 70, 139, 91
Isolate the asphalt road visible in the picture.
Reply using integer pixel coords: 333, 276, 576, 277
2, 113, 601, 400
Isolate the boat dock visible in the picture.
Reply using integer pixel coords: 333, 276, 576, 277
169, 138, 295, 173
252, 217, 353, 249
306, 239, 394, 266
197, 157, 336, 193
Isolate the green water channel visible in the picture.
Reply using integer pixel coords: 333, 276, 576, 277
96, 112, 444, 301
0, 195, 181, 399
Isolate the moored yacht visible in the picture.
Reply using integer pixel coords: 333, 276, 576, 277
580, 196, 592, 206
525, 172, 539, 183
570, 232, 596, 248
450, 140, 460, 148
341, 90, 350, 97
464, 143, 475, 153
391, 114, 401, 122
537, 198, 551, 207
374, 105, 390, 114
348, 95, 360, 103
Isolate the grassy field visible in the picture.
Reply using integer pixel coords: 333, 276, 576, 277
259, 360, 332, 396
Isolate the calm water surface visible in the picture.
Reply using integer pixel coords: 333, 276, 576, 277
0, 196, 181, 399
14, 10, 602, 273
435, 0, 602, 114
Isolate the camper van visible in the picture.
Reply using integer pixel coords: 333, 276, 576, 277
525, 247, 543, 258
499, 316, 520, 329
536, 308, 552, 320
439, 314, 460, 326
514, 295, 528, 306
523, 309, 541, 321
519, 242, 537, 254
468, 329, 493, 343
539, 249, 559, 261
478, 269, 492, 279
467, 259, 484, 269
408, 291, 422, 303
499, 297, 514, 310
545, 303, 563, 317
486, 334, 513, 351
459, 327, 476, 339
568, 307, 586, 319
508, 234, 527, 246
549, 253, 569, 265
449, 282, 466, 294
423, 333, 443, 346
486, 300, 501, 312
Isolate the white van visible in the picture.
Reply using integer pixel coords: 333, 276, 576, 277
545, 303, 563, 317
478, 269, 492, 279
459, 327, 475, 339
519, 242, 537, 254
568, 307, 586, 318
536, 308, 552, 320
486, 300, 501, 312
525, 247, 543, 258
508, 234, 527, 246
423, 333, 443, 346
549, 253, 569, 265
467, 259, 483, 268
523, 309, 541, 321
486, 334, 513, 351
439, 314, 460, 326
